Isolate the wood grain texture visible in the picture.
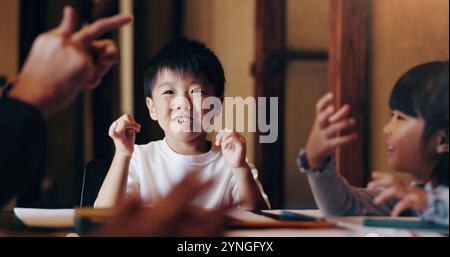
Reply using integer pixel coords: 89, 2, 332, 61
329, 0, 369, 187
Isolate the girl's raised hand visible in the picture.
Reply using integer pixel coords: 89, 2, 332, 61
305, 93, 358, 170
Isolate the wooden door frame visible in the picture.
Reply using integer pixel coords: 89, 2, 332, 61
254, 0, 369, 208
329, 0, 369, 187
254, 0, 286, 208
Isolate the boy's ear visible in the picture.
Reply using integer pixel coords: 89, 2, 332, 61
146, 97, 158, 121
435, 130, 449, 154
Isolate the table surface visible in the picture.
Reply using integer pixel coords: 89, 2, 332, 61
0, 209, 446, 237
226, 210, 446, 237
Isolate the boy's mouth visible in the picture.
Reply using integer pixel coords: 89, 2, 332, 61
172, 115, 193, 124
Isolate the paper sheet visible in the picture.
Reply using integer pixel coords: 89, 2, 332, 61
226, 209, 276, 223
13, 208, 75, 228
226, 209, 330, 228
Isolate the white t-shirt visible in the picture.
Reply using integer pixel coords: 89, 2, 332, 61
125, 138, 269, 209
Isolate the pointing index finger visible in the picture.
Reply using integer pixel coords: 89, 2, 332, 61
58, 6, 78, 35
73, 14, 133, 45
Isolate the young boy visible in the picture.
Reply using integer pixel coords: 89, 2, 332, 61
96, 38, 270, 210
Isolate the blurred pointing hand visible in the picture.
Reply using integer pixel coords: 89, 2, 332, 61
94, 172, 229, 237
9, 6, 133, 116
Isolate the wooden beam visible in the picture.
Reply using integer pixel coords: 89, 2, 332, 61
19, 0, 47, 66
254, 0, 286, 208
329, 0, 369, 187
119, 0, 135, 116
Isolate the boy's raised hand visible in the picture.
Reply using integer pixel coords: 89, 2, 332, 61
305, 93, 358, 170
108, 114, 141, 157
216, 128, 248, 169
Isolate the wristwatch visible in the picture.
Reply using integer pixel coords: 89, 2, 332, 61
297, 150, 332, 172
297, 150, 311, 173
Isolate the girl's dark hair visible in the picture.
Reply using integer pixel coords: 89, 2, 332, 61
144, 38, 225, 98
389, 61, 449, 186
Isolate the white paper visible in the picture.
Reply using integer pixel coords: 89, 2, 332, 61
13, 208, 75, 228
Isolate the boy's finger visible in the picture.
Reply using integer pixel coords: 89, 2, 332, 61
119, 115, 141, 129
215, 132, 225, 146
215, 129, 232, 146
222, 136, 237, 150
220, 133, 235, 146
328, 104, 351, 123
126, 127, 140, 134
108, 121, 118, 137
114, 122, 127, 136
325, 118, 356, 138
73, 14, 133, 45
115, 120, 140, 134
114, 120, 137, 132
315, 93, 334, 113
120, 114, 137, 123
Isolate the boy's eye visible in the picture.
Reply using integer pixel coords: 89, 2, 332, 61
162, 90, 174, 95
191, 89, 206, 95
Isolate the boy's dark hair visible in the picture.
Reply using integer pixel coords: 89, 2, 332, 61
144, 38, 225, 98
389, 61, 449, 186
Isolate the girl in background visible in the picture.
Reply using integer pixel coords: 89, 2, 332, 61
297, 61, 449, 225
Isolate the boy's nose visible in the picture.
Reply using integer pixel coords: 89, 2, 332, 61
171, 96, 191, 111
